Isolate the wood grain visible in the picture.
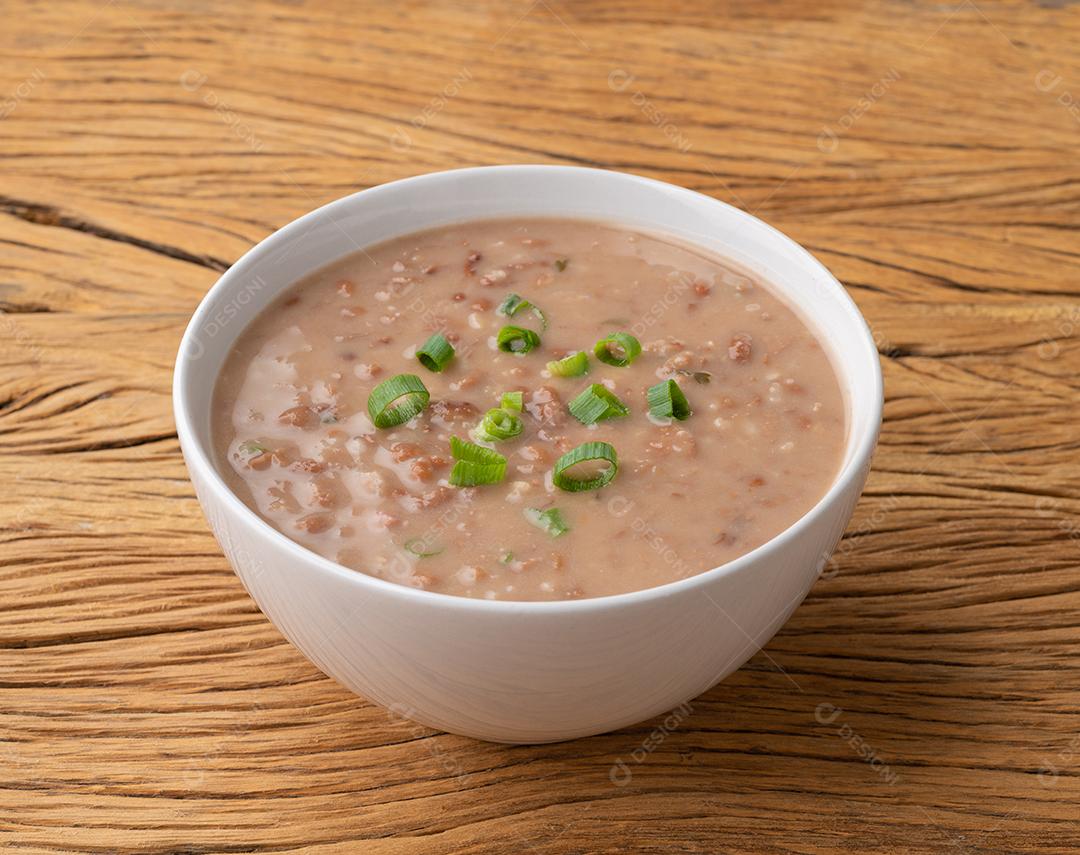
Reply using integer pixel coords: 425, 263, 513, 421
3, 0, 1079, 851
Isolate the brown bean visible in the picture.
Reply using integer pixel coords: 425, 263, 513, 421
398, 486, 455, 512
290, 458, 325, 474
729, 334, 753, 363
662, 352, 694, 373
248, 452, 273, 470
270, 446, 297, 466
373, 510, 401, 529
296, 512, 334, 534
410, 456, 449, 482
266, 477, 301, 512
311, 476, 345, 509
279, 406, 319, 428
644, 336, 685, 356
389, 442, 425, 462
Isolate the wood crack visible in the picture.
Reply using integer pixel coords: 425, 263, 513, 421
0, 195, 230, 273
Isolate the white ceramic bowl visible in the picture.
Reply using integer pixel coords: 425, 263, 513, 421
173, 165, 882, 743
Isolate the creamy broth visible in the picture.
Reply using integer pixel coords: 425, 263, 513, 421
212, 219, 846, 601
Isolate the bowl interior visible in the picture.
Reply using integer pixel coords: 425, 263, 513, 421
174, 165, 882, 596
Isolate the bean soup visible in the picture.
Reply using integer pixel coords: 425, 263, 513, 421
213, 219, 846, 601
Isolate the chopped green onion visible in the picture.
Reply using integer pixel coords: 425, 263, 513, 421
500, 391, 524, 412
497, 293, 548, 330
404, 538, 443, 557
449, 436, 507, 487
367, 374, 430, 428
500, 550, 514, 564
647, 379, 692, 421
547, 351, 589, 378
524, 507, 570, 538
237, 440, 268, 456
552, 441, 618, 492
416, 332, 455, 372
476, 407, 523, 442
450, 436, 504, 463
450, 460, 506, 486
497, 325, 541, 354
568, 383, 630, 425
594, 332, 642, 367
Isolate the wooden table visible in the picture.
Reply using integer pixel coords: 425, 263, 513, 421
3, 1, 1079, 851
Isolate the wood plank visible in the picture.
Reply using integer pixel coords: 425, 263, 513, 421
2, 0, 1079, 851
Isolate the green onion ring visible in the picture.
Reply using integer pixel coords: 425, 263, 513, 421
568, 383, 630, 425
475, 407, 523, 442
497, 325, 541, 354
547, 351, 589, 378
647, 379, 692, 421
497, 292, 548, 330
500, 391, 524, 412
416, 332, 455, 372
367, 374, 430, 428
552, 441, 618, 492
593, 332, 642, 367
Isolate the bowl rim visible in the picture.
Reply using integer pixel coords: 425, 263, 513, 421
173, 164, 883, 614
